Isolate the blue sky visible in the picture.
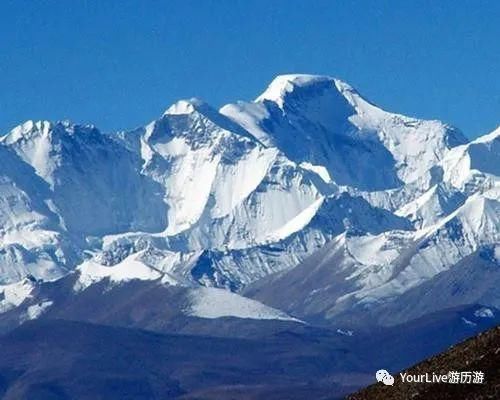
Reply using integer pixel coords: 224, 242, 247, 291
0, 0, 498, 138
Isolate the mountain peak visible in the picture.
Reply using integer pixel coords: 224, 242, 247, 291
255, 74, 350, 107
158, 97, 260, 145
1, 120, 53, 143
1, 120, 98, 146
163, 98, 207, 116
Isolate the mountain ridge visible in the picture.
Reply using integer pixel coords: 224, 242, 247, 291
0, 74, 498, 339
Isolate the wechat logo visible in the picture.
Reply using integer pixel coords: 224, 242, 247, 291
376, 369, 394, 386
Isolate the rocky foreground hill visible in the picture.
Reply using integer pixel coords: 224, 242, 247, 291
348, 325, 500, 399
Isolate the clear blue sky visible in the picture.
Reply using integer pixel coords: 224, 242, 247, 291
0, 0, 498, 138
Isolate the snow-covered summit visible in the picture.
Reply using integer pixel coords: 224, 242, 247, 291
1, 120, 52, 143
164, 98, 206, 115
223, 74, 467, 191
255, 74, 346, 105
255, 73, 376, 119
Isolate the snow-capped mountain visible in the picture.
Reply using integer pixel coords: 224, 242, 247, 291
0, 74, 498, 334
221, 74, 466, 190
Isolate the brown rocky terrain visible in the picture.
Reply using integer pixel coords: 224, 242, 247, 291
347, 325, 500, 400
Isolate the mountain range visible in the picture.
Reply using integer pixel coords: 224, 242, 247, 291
0, 74, 498, 398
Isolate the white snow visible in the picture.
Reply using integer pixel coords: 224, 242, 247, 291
185, 287, 301, 322
461, 317, 477, 327
74, 252, 162, 292
339, 189, 500, 310
20, 300, 53, 322
219, 101, 271, 145
0, 279, 34, 313
300, 162, 332, 183
255, 74, 334, 108
346, 233, 403, 266
210, 147, 279, 218
224, 74, 465, 191
474, 307, 494, 318
471, 126, 499, 144
265, 197, 324, 242
163, 146, 222, 235
0, 74, 498, 330
336, 328, 354, 336
2, 120, 58, 186
440, 127, 499, 193
164, 99, 203, 115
